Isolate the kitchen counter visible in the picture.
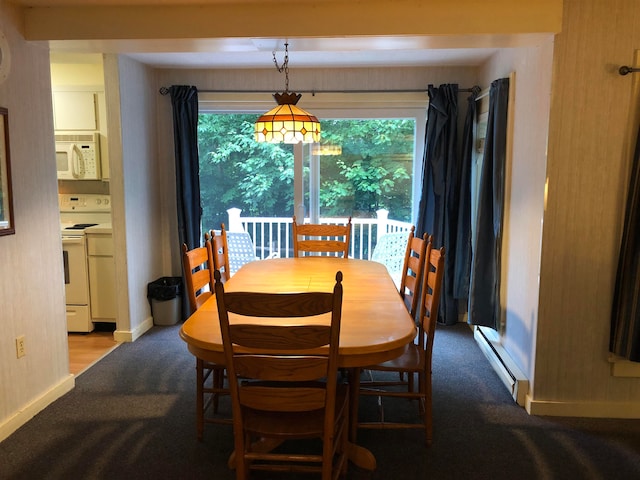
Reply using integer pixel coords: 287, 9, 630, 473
85, 223, 112, 234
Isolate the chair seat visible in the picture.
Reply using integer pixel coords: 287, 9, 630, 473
366, 342, 424, 372
244, 384, 349, 438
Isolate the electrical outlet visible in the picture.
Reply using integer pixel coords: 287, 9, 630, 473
16, 335, 25, 358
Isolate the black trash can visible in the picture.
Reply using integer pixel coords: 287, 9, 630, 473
147, 277, 183, 325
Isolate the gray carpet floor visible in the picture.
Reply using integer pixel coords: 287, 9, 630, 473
1, 322, 639, 479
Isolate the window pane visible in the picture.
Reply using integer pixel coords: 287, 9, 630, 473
307, 118, 415, 223
198, 113, 294, 230
197, 112, 416, 259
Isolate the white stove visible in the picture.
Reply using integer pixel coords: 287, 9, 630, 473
60, 194, 112, 235
59, 194, 112, 332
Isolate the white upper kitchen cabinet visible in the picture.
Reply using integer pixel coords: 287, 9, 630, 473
52, 91, 97, 130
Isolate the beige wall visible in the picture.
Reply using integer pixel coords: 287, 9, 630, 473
105, 54, 164, 341
50, 56, 104, 86
0, 13, 164, 442
473, 0, 640, 415
478, 40, 555, 391
0, 5, 73, 441
4, 0, 640, 445
535, 0, 640, 415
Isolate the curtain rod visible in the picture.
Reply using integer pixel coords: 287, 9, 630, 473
619, 65, 640, 75
159, 86, 481, 95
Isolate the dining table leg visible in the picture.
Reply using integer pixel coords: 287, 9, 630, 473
347, 367, 377, 471
349, 367, 362, 443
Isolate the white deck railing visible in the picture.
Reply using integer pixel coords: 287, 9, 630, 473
226, 208, 412, 260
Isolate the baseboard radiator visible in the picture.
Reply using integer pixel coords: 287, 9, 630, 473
473, 326, 529, 406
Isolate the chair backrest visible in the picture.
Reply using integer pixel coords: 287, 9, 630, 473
214, 269, 344, 469
399, 225, 430, 317
226, 231, 258, 275
292, 215, 352, 257
181, 240, 214, 314
418, 244, 445, 363
371, 230, 412, 288
209, 224, 231, 282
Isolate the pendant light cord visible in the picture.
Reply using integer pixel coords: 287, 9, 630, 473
273, 42, 290, 93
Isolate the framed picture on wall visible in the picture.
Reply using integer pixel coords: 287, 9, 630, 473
0, 107, 14, 236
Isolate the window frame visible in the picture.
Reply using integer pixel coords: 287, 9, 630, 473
198, 92, 427, 224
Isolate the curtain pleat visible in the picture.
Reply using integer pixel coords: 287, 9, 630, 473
169, 85, 201, 320
453, 90, 479, 299
468, 78, 509, 330
416, 84, 459, 325
610, 124, 640, 362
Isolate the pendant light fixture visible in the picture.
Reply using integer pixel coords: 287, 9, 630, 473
254, 42, 320, 144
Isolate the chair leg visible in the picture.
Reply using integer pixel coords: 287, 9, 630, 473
340, 408, 349, 479
212, 367, 222, 413
424, 372, 432, 447
196, 358, 204, 441
417, 371, 425, 415
377, 394, 384, 423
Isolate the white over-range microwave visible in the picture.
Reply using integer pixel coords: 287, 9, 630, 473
55, 132, 101, 180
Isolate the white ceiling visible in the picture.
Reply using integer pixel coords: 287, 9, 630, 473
48, 36, 505, 70
127, 45, 498, 70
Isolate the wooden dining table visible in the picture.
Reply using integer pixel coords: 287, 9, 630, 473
179, 256, 416, 471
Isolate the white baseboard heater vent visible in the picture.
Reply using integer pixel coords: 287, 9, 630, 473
473, 326, 529, 406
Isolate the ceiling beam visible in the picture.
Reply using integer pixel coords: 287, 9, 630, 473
21, 0, 563, 42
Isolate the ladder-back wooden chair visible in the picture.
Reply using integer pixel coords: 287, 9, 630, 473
214, 269, 349, 480
398, 226, 430, 319
182, 237, 230, 441
292, 215, 352, 258
182, 240, 214, 312
354, 242, 445, 446
209, 224, 231, 283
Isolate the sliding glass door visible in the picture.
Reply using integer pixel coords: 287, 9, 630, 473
197, 92, 426, 257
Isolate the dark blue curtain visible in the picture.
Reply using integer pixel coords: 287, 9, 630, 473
610, 123, 640, 362
468, 78, 509, 330
169, 85, 201, 249
416, 84, 459, 325
453, 88, 480, 299
169, 85, 201, 319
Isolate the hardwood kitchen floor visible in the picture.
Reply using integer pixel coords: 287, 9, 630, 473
68, 328, 120, 375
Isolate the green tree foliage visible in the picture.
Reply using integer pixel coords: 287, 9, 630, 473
198, 114, 294, 229
198, 114, 414, 230
318, 119, 413, 220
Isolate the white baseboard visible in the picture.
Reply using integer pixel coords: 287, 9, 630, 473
0, 374, 75, 443
1, 316, 156, 443
113, 316, 154, 342
473, 325, 529, 406
472, 326, 640, 418
526, 397, 640, 418
608, 354, 640, 377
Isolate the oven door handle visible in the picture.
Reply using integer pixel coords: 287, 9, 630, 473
62, 236, 84, 244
